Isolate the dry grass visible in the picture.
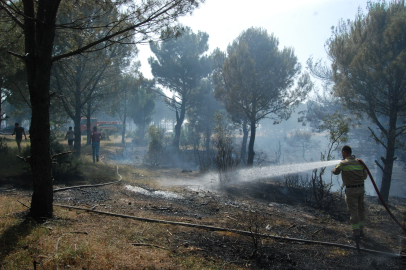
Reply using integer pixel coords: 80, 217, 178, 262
0, 195, 238, 269
0, 139, 234, 269
1, 137, 405, 269
0, 136, 31, 177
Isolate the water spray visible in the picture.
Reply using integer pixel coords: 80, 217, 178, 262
234, 159, 340, 183
357, 159, 406, 233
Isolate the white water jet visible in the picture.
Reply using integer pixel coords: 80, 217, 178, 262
158, 160, 341, 192
234, 160, 341, 183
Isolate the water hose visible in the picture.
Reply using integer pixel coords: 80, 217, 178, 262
54, 203, 405, 258
357, 159, 406, 232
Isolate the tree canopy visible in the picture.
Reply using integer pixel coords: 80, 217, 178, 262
128, 77, 157, 143
0, 0, 204, 220
327, 0, 406, 202
214, 27, 312, 165
148, 27, 212, 149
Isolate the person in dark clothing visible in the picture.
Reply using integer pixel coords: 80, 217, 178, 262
65, 126, 75, 150
11, 123, 27, 153
90, 126, 102, 163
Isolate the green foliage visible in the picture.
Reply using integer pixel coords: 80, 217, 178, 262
0, 10, 27, 114
0, 137, 8, 154
286, 130, 320, 161
214, 27, 311, 123
101, 129, 113, 141
320, 112, 349, 160
186, 78, 223, 151
149, 27, 212, 148
144, 125, 165, 166
179, 126, 200, 150
212, 112, 240, 182
0, 0, 205, 220
48, 134, 82, 182
52, 2, 135, 154
132, 127, 149, 146
125, 130, 137, 139
327, 0, 406, 201
128, 78, 156, 141
109, 73, 141, 144
214, 27, 312, 165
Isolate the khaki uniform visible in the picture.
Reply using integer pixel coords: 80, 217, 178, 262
332, 156, 368, 236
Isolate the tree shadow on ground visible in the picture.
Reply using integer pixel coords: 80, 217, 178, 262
0, 212, 36, 263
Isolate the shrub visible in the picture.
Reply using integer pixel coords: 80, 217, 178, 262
125, 130, 137, 139
50, 133, 82, 183
0, 137, 8, 154
100, 129, 117, 141
144, 125, 165, 166
212, 113, 240, 182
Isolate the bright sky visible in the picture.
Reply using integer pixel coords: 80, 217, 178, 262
137, 0, 370, 79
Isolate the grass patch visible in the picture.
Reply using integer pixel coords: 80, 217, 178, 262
0, 194, 238, 269
0, 136, 31, 177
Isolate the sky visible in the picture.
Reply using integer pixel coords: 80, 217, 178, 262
137, 0, 370, 79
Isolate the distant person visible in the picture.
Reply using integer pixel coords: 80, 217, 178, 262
90, 126, 102, 163
11, 123, 27, 153
65, 126, 75, 150
332, 145, 368, 249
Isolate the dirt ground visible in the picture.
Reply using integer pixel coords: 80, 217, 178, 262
54, 164, 406, 269
1, 141, 406, 269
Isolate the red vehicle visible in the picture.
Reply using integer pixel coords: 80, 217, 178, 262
80, 118, 122, 134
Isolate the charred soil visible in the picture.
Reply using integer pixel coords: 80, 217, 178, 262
1, 153, 405, 269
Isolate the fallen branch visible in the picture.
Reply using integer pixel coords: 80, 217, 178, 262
17, 151, 76, 165
54, 166, 122, 193
54, 204, 405, 258
131, 243, 168, 249
312, 228, 323, 235
52, 151, 76, 159
17, 200, 30, 209
16, 155, 31, 163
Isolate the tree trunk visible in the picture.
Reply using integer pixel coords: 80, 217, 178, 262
247, 120, 256, 166
302, 145, 307, 162
73, 114, 81, 155
241, 120, 248, 163
205, 125, 211, 154
122, 95, 127, 144
0, 85, 3, 127
29, 76, 53, 219
24, 0, 61, 220
173, 103, 186, 149
122, 112, 126, 145
86, 112, 91, 145
141, 122, 146, 143
379, 115, 397, 203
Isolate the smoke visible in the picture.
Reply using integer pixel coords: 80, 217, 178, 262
157, 160, 341, 192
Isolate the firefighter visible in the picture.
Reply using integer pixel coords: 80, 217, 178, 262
332, 145, 368, 247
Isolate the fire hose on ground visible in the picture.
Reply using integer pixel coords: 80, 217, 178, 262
357, 159, 406, 233
53, 203, 405, 258
53, 164, 406, 258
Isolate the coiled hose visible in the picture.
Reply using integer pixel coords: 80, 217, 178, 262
357, 159, 406, 232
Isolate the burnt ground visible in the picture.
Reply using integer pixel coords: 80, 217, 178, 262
2, 162, 406, 269
46, 164, 406, 270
